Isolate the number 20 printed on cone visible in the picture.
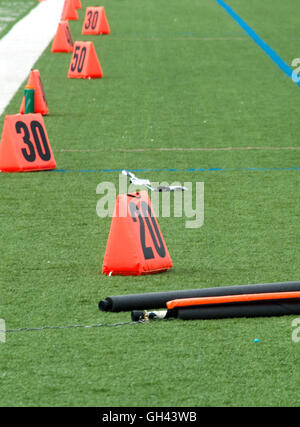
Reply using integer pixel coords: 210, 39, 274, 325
102, 191, 173, 276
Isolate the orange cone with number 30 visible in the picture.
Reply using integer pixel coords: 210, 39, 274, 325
0, 113, 56, 172
82, 7, 110, 35
102, 191, 173, 276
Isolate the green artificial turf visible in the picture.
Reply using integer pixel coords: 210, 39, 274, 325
0, 0, 36, 38
0, 0, 300, 406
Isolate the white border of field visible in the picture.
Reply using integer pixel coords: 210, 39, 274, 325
0, 0, 64, 116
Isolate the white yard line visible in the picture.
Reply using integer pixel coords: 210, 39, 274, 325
56, 146, 300, 153
0, 0, 64, 116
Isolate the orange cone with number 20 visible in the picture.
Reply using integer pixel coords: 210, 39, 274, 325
102, 191, 173, 276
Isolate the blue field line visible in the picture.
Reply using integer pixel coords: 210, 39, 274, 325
53, 167, 300, 173
216, 0, 300, 86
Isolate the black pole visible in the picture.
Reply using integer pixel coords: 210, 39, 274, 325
173, 301, 300, 320
99, 281, 300, 312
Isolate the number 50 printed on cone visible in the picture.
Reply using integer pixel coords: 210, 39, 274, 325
102, 191, 173, 276
68, 41, 103, 79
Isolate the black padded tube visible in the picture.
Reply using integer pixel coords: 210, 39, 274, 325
175, 301, 300, 320
98, 281, 300, 312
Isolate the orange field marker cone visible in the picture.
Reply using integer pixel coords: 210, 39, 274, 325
73, 0, 82, 9
102, 191, 173, 276
51, 20, 74, 53
61, 0, 78, 21
82, 6, 110, 35
0, 113, 56, 172
19, 69, 49, 115
68, 41, 103, 78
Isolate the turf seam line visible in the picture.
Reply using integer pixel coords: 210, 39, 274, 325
51, 167, 300, 173
216, 0, 300, 86
56, 147, 300, 153
0, 321, 143, 334
107, 37, 248, 41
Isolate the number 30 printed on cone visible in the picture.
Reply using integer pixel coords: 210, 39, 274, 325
16, 119, 51, 163
82, 7, 110, 35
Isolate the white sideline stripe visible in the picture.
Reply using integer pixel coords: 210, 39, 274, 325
0, 0, 64, 116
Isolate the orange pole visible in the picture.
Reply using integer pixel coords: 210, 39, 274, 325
167, 291, 300, 310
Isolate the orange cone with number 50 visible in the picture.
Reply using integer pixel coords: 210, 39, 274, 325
68, 41, 103, 78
